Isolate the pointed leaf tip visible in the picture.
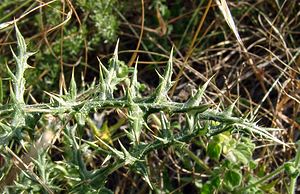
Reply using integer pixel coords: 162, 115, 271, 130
115, 39, 119, 54
69, 67, 77, 100
130, 57, 139, 99
109, 39, 120, 73
185, 76, 214, 107
14, 22, 27, 55
154, 48, 174, 102
167, 48, 173, 80
225, 98, 239, 116
113, 39, 120, 61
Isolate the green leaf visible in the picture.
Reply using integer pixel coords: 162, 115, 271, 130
98, 40, 128, 99
234, 122, 286, 146
207, 141, 222, 161
97, 58, 108, 100
128, 102, 145, 144
284, 162, 299, 178
118, 140, 138, 165
111, 38, 119, 71
15, 22, 27, 57
105, 40, 120, 98
75, 112, 87, 126
230, 149, 249, 165
185, 113, 194, 134
0, 122, 14, 145
211, 176, 221, 189
132, 162, 153, 189
154, 48, 174, 103
116, 60, 129, 78
224, 138, 255, 165
224, 98, 238, 116
69, 67, 77, 100
160, 111, 173, 139
44, 91, 67, 106
12, 23, 35, 103
96, 138, 123, 159
249, 160, 258, 170
89, 164, 117, 189
223, 169, 242, 190
185, 76, 212, 108
5, 63, 16, 81
129, 58, 139, 99
11, 104, 25, 128
200, 183, 213, 194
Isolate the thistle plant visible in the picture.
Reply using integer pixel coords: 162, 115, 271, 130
0, 25, 294, 193
1, 23, 35, 143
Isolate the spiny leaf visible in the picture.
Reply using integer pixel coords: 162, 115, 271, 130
10, 23, 35, 104
111, 38, 119, 71
160, 111, 173, 139
101, 155, 112, 167
14, 23, 35, 70
9, 82, 16, 103
95, 136, 123, 159
235, 122, 286, 146
5, 63, 16, 82
224, 98, 239, 116
154, 48, 174, 103
128, 103, 144, 144
185, 113, 194, 134
132, 162, 153, 189
89, 163, 120, 190
118, 140, 138, 165
0, 128, 12, 146
44, 91, 67, 105
69, 67, 77, 101
184, 76, 213, 108
74, 112, 87, 126
130, 58, 139, 99
103, 40, 127, 98
98, 57, 109, 78
97, 58, 108, 100
151, 134, 170, 145
126, 87, 133, 103
0, 122, 12, 133
11, 105, 25, 128
14, 22, 27, 57
106, 39, 119, 89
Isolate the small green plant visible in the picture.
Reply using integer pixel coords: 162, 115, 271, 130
0, 0, 122, 103
0, 24, 296, 193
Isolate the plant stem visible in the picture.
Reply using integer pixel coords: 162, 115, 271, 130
243, 164, 285, 191
289, 142, 300, 194
179, 146, 212, 174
